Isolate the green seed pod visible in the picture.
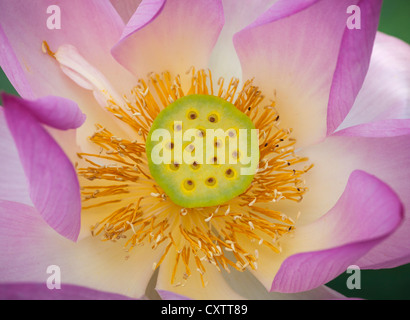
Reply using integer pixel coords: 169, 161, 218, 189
146, 94, 259, 208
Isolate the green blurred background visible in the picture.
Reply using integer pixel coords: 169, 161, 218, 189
0, 0, 409, 300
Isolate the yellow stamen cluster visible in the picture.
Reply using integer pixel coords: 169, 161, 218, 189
77, 68, 311, 286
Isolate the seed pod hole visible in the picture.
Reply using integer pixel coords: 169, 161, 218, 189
167, 142, 174, 150
205, 177, 216, 186
208, 113, 219, 123
169, 162, 180, 171
183, 179, 195, 191
188, 111, 198, 120
225, 168, 235, 178
190, 161, 200, 170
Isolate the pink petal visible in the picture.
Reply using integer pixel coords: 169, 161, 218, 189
112, 0, 224, 78
0, 109, 31, 206
0, 283, 132, 300
0, 26, 34, 98
326, 0, 383, 134
156, 290, 191, 300
2, 94, 81, 241
2, 94, 85, 130
209, 0, 278, 79
299, 128, 410, 269
336, 127, 410, 269
337, 32, 410, 131
0, 0, 139, 156
334, 119, 410, 138
272, 170, 403, 293
110, 0, 142, 23
0, 0, 137, 149
0, 0, 131, 99
234, 0, 381, 147
0, 200, 162, 299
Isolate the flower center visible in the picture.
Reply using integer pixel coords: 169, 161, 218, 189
79, 69, 311, 286
146, 94, 259, 208
43, 41, 312, 287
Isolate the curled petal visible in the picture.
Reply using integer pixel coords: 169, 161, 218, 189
234, 0, 382, 147
271, 171, 403, 292
298, 127, 410, 269
326, 0, 383, 134
2, 94, 82, 241
110, 0, 142, 23
2, 94, 85, 130
337, 32, 410, 131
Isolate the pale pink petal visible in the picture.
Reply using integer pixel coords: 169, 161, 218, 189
296, 127, 410, 269
0, 283, 132, 300
209, 0, 278, 79
0, 0, 133, 99
2, 94, 81, 241
0, 26, 34, 98
110, 0, 142, 23
0, 200, 162, 299
337, 32, 410, 131
0, 109, 32, 206
0, 0, 137, 151
326, 0, 383, 134
112, 0, 224, 78
234, 0, 382, 147
271, 171, 403, 292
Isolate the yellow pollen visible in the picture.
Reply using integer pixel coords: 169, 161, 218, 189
76, 68, 312, 286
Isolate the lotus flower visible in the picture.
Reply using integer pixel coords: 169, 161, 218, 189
0, 0, 409, 300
